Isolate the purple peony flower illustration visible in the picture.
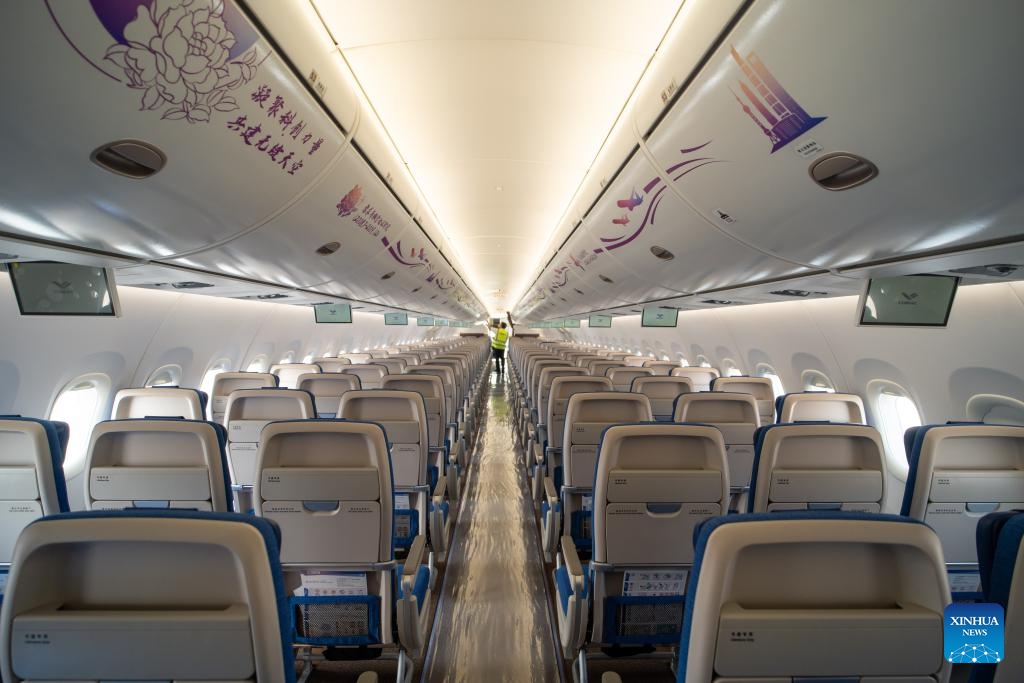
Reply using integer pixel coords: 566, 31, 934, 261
104, 0, 259, 123
336, 185, 363, 218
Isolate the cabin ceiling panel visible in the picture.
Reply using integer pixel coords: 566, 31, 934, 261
646, 0, 1024, 270
315, 0, 685, 313
0, 4, 346, 260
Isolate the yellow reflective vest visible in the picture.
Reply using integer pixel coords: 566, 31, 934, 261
492, 328, 509, 350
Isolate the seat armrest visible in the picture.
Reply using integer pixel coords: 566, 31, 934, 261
404, 535, 428, 577
560, 535, 584, 582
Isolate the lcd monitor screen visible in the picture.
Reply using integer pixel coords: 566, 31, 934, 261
384, 312, 408, 325
641, 307, 678, 328
858, 275, 959, 326
417, 316, 434, 326
8, 261, 120, 316
436, 319, 448, 327
563, 318, 581, 328
313, 303, 352, 323
588, 315, 612, 328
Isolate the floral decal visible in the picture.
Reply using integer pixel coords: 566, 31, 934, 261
104, 0, 258, 123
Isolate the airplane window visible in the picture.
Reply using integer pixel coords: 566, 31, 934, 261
801, 369, 836, 393
676, 354, 689, 366
49, 374, 109, 474
697, 355, 711, 368
247, 356, 269, 372
869, 381, 923, 479
756, 363, 785, 398
145, 364, 181, 387
302, 353, 315, 363
199, 359, 232, 398
280, 351, 295, 363
966, 394, 1024, 426
723, 359, 743, 377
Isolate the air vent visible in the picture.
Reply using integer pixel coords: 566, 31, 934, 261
171, 281, 213, 289
90, 140, 166, 179
430, 295, 437, 300
650, 245, 675, 261
316, 241, 341, 255
702, 299, 735, 305
809, 152, 878, 191
351, 306, 364, 310
574, 288, 584, 295
309, 301, 334, 306
0, 252, 19, 260
560, 297, 568, 302
630, 309, 641, 313
370, 310, 383, 313
769, 289, 827, 298
381, 271, 395, 280
411, 287, 421, 293
235, 293, 289, 300
949, 264, 1021, 278
598, 274, 614, 283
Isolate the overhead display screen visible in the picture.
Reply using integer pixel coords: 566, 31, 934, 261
417, 316, 434, 326
641, 307, 678, 328
9, 261, 120, 316
588, 314, 612, 328
563, 318, 581, 328
858, 275, 959, 326
313, 303, 352, 323
384, 312, 408, 325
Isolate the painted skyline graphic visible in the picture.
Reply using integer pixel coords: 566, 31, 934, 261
729, 46, 826, 152
540, 142, 721, 298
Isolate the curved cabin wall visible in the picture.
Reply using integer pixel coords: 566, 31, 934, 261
554, 282, 1024, 425
0, 278, 458, 421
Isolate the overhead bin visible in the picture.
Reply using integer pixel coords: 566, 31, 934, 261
646, 0, 1024, 270
520, 0, 1024, 318
0, 2, 482, 318
0, 4, 345, 257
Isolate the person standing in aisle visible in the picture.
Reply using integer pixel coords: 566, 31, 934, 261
490, 314, 513, 376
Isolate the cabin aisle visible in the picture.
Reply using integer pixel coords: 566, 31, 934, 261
422, 374, 563, 683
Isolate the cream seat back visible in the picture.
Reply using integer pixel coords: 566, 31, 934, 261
901, 424, 1024, 598
607, 367, 654, 392
341, 364, 388, 390
776, 391, 867, 424
0, 510, 294, 683
632, 376, 695, 421
296, 372, 360, 417
711, 376, 776, 425
748, 423, 887, 514
546, 377, 613, 454
373, 358, 408, 375
84, 418, 232, 512
112, 386, 205, 420
312, 357, 352, 372
674, 394, 760, 504
0, 417, 69, 565
255, 420, 393, 565
564, 424, 729, 655
224, 389, 315, 488
269, 363, 321, 389
209, 372, 277, 424
678, 513, 951, 683
670, 366, 721, 392
641, 360, 679, 376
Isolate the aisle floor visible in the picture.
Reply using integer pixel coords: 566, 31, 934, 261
422, 374, 563, 683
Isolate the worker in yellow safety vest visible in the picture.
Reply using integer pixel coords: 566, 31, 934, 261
490, 319, 512, 376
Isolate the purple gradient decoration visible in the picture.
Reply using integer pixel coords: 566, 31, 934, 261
729, 46, 826, 152
90, 0, 258, 57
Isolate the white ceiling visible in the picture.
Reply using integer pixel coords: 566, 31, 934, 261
311, 0, 684, 314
